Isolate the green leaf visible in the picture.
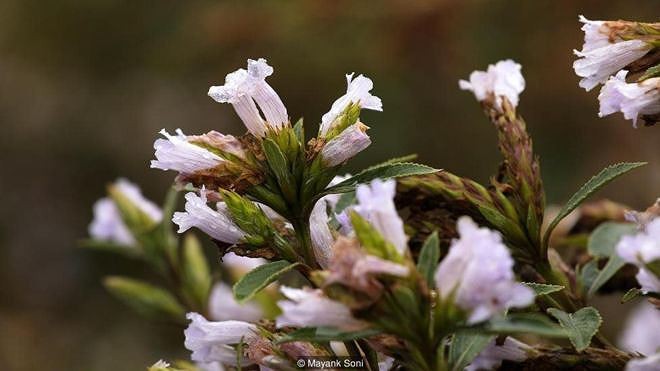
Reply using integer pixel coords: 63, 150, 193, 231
585, 222, 636, 297
417, 231, 440, 287
578, 259, 599, 293
621, 288, 642, 303
547, 307, 602, 352
380, 153, 418, 165
181, 233, 212, 310
222, 190, 274, 246
323, 162, 440, 195
543, 162, 646, 247
275, 327, 381, 344
293, 118, 305, 143
233, 260, 300, 303
262, 138, 297, 202
448, 333, 493, 371
524, 282, 565, 296
103, 276, 185, 321
484, 313, 567, 338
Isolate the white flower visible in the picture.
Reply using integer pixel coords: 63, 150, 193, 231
598, 71, 660, 127
319, 73, 382, 136
149, 360, 171, 370
89, 179, 162, 245
435, 217, 534, 324
573, 17, 652, 92
347, 179, 408, 255
276, 286, 365, 330
320, 122, 372, 166
208, 58, 288, 137
459, 59, 525, 111
151, 129, 224, 174
466, 337, 531, 371
619, 302, 660, 356
222, 252, 266, 272
184, 312, 258, 365
209, 282, 263, 323
173, 190, 246, 244
625, 353, 660, 371
616, 218, 660, 293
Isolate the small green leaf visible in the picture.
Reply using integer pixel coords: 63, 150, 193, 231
524, 282, 565, 296
448, 332, 493, 371
484, 313, 567, 338
222, 190, 274, 246
233, 260, 300, 303
586, 222, 636, 297
417, 231, 440, 287
275, 327, 381, 344
621, 288, 642, 303
547, 307, 602, 352
104, 276, 185, 321
543, 162, 646, 248
181, 233, 212, 310
262, 138, 297, 202
323, 162, 440, 195
293, 118, 305, 143
578, 259, 599, 293
349, 212, 402, 262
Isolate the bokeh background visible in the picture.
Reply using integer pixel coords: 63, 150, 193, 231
1, 0, 659, 369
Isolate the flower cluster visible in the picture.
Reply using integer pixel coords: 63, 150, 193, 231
574, 15, 660, 127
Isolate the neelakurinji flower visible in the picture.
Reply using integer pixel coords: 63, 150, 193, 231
184, 312, 258, 365
151, 129, 225, 174
598, 70, 660, 127
434, 216, 534, 324
616, 218, 660, 293
89, 178, 163, 245
459, 59, 525, 111
319, 73, 382, 137
320, 122, 372, 167
173, 189, 246, 244
573, 16, 653, 91
275, 286, 366, 330
208, 58, 288, 137
337, 179, 408, 256
466, 337, 532, 371
208, 282, 263, 323
619, 302, 660, 356
309, 175, 351, 267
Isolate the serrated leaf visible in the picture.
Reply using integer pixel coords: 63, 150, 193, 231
484, 313, 567, 338
621, 288, 642, 303
524, 282, 565, 296
104, 276, 185, 321
274, 327, 381, 344
233, 260, 300, 303
417, 231, 440, 287
547, 307, 602, 352
448, 332, 493, 371
322, 162, 440, 195
181, 233, 211, 309
543, 162, 646, 247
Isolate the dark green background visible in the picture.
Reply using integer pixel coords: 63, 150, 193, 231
1, 1, 658, 369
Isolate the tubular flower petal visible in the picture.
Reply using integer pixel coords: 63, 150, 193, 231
320, 122, 372, 166
434, 217, 534, 323
151, 129, 224, 174
276, 286, 365, 330
616, 218, 660, 293
598, 71, 660, 127
320, 73, 382, 136
184, 312, 257, 365
173, 190, 246, 244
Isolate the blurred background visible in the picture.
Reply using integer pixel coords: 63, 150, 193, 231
1, 0, 659, 369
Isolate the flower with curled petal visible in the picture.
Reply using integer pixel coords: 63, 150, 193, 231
598, 71, 660, 127
319, 73, 382, 136
151, 129, 225, 174
459, 59, 525, 111
276, 286, 366, 330
184, 312, 257, 365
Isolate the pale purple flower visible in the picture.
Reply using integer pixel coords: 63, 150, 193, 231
222, 252, 266, 272
346, 179, 408, 255
276, 286, 365, 330
209, 282, 263, 323
598, 71, 660, 127
173, 190, 246, 244
459, 59, 525, 111
617, 218, 660, 293
573, 16, 652, 92
184, 312, 257, 365
466, 337, 531, 371
625, 353, 660, 371
151, 129, 224, 174
208, 58, 288, 137
319, 73, 382, 136
89, 179, 162, 245
435, 217, 534, 324
320, 123, 372, 166
619, 302, 660, 356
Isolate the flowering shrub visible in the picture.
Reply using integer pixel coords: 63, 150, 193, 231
84, 15, 660, 371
